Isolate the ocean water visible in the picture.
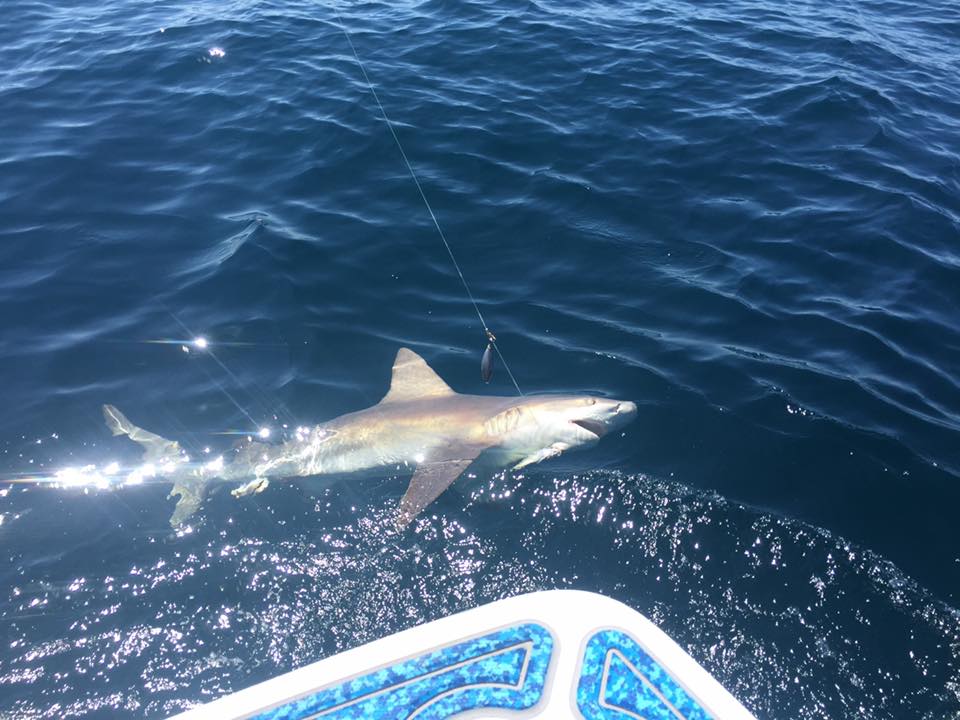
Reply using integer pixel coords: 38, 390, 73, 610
1, 0, 958, 717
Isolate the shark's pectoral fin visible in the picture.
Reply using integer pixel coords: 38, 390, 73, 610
396, 460, 473, 530
513, 442, 570, 470
396, 448, 483, 530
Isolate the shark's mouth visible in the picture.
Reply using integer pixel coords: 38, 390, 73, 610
572, 419, 607, 438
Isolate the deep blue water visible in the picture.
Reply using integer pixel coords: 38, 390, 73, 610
1, 0, 959, 717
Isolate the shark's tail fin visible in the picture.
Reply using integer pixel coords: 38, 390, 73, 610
102, 405, 207, 528
166, 477, 208, 528
103, 404, 183, 462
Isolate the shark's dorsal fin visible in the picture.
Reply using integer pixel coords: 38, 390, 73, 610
380, 348, 455, 403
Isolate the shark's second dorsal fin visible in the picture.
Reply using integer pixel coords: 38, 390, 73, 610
380, 348, 455, 403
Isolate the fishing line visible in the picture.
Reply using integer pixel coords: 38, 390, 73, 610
332, 6, 524, 396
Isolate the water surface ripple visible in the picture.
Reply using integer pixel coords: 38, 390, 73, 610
1, 1, 958, 718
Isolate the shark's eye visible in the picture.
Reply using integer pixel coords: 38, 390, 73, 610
587, 398, 597, 405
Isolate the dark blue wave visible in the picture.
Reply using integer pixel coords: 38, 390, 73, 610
0, 0, 958, 717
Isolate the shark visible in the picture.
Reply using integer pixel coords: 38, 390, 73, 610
103, 348, 636, 529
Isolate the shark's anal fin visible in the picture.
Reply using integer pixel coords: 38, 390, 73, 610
231, 477, 269, 497
396, 446, 483, 529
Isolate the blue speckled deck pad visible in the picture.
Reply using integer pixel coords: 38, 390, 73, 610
252, 622, 553, 719
577, 629, 713, 720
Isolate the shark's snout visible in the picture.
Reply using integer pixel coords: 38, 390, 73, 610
570, 398, 637, 438
616, 401, 637, 422
602, 399, 636, 435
